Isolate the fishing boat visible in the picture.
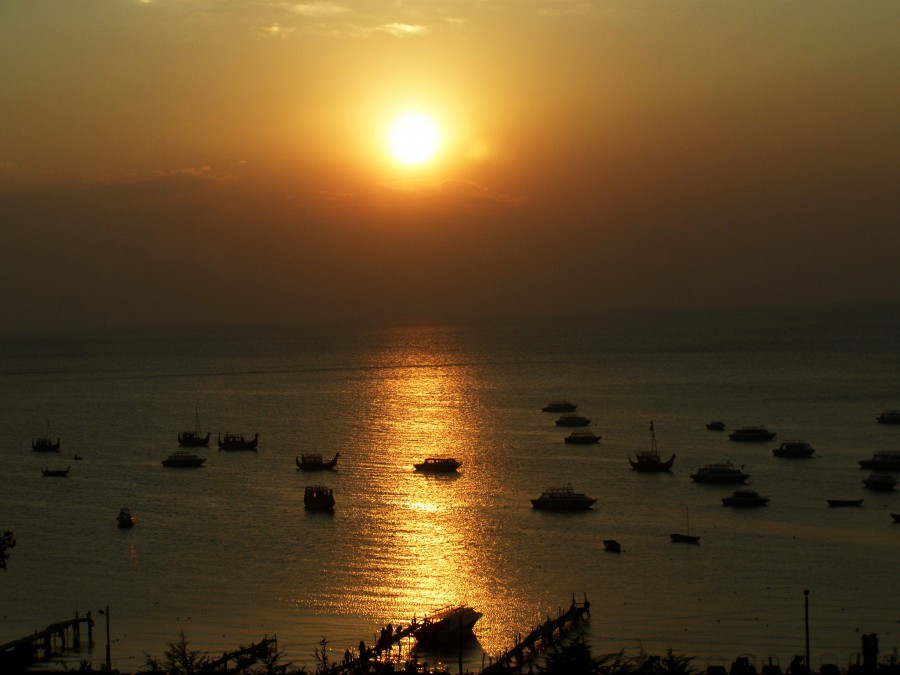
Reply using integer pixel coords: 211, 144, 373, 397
161, 450, 206, 468
414, 457, 461, 472
564, 431, 601, 444
772, 440, 815, 458
690, 460, 749, 484
303, 485, 335, 511
629, 421, 675, 472
826, 498, 864, 507
891, 513, 900, 523
876, 410, 900, 424
413, 605, 483, 647
706, 421, 725, 431
41, 466, 70, 477
862, 473, 897, 491
217, 432, 258, 451
602, 539, 621, 553
32, 421, 60, 452
722, 489, 770, 507
117, 507, 136, 529
178, 412, 210, 447
670, 509, 700, 544
728, 426, 776, 442
296, 453, 340, 470
554, 414, 591, 427
530, 484, 596, 511
542, 401, 577, 413
857, 451, 900, 471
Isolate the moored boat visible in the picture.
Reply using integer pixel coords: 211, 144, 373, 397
729, 426, 776, 442
296, 453, 340, 470
555, 414, 591, 427
117, 507, 136, 528
530, 484, 596, 511
862, 473, 897, 491
303, 485, 335, 511
706, 421, 725, 431
413, 605, 483, 647
670, 509, 699, 543
857, 451, 900, 471
722, 489, 770, 507
41, 466, 70, 477
564, 431, 601, 444
629, 421, 675, 472
690, 460, 749, 484
218, 432, 259, 451
876, 410, 900, 424
827, 498, 864, 507
891, 513, 900, 523
414, 457, 461, 472
772, 440, 815, 458
602, 539, 621, 553
178, 412, 210, 447
32, 421, 60, 452
161, 450, 206, 468
542, 401, 577, 413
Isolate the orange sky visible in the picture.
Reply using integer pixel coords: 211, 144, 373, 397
1, 1, 898, 332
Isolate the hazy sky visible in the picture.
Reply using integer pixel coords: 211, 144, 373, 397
2, 1, 898, 332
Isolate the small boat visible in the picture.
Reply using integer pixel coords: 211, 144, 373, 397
73, 454, 83, 461
728, 426, 776, 442
303, 485, 335, 511
891, 513, 900, 523
690, 460, 749, 484
161, 450, 206, 468
555, 414, 591, 427
629, 421, 675, 472
178, 412, 210, 447
862, 473, 897, 491
32, 421, 60, 452
530, 484, 596, 511
414, 457, 461, 472
41, 466, 70, 477
602, 539, 621, 553
857, 451, 900, 471
706, 421, 725, 431
876, 410, 900, 424
542, 401, 577, 413
772, 440, 815, 458
564, 431, 601, 444
827, 498, 864, 507
670, 508, 700, 544
296, 453, 340, 470
117, 507, 136, 529
722, 489, 770, 507
413, 605, 483, 647
217, 432, 258, 451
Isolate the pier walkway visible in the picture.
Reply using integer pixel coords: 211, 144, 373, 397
0, 612, 94, 671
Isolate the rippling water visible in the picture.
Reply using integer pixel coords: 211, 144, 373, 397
1, 306, 898, 672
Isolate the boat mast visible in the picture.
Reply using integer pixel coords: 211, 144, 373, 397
650, 420, 657, 455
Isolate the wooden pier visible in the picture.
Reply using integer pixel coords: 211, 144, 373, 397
0, 612, 94, 671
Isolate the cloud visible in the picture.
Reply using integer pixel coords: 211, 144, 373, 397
285, 2, 350, 18
378, 22, 429, 37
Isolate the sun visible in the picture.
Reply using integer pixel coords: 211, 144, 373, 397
386, 112, 442, 166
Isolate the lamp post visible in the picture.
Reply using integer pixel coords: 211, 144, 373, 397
99, 606, 110, 671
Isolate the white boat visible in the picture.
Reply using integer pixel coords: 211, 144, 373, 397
414, 457, 461, 472
413, 605, 482, 646
772, 440, 815, 458
690, 461, 749, 484
530, 484, 596, 511
722, 490, 770, 507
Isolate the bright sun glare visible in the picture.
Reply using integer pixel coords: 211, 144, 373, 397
387, 113, 442, 166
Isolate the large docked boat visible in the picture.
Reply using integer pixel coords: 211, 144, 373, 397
628, 421, 675, 472
876, 410, 900, 424
862, 473, 897, 491
161, 450, 206, 468
218, 432, 259, 451
178, 412, 210, 447
722, 490, 770, 507
542, 401, 577, 413
728, 426, 776, 442
530, 484, 596, 511
413, 605, 483, 647
564, 431, 601, 445
690, 461, 749, 484
296, 453, 340, 470
414, 457, 461, 472
303, 485, 335, 511
772, 440, 815, 458
555, 415, 591, 427
858, 451, 900, 471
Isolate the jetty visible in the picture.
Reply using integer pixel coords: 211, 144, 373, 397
0, 612, 94, 671
203, 636, 279, 673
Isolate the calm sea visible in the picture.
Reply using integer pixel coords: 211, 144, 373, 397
1, 306, 898, 672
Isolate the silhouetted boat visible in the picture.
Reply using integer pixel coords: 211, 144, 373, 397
728, 426, 776, 442
161, 450, 206, 467
876, 410, 900, 424
891, 513, 900, 523
564, 431, 601, 444
772, 440, 815, 458
603, 539, 621, 553
117, 507, 136, 529
542, 401, 577, 412
862, 473, 897, 491
629, 421, 675, 472
722, 489, 769, 507
73, 453, 83, 461
32, 421, 60, 452
178, 412, 210, 447
413, 605, 483, 647
530, 484, 596, 511
218, 432, 258, 451
706, 421, 725, 431
296, 453, 339, 470
414, 457, 461, 472
826, 498, 864, 507
303, 485, 335, 511
555, 414, 590, 427
670, 508, 700, 544
858, 451, 900, 471
690, 460, 749, 484
41, 466, 70, 477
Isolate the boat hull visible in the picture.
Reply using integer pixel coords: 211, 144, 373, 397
296, 453, 340, 470
629, 454, 675, 472
827, 498, 864, 507
414, 606, 482, 647
670, 533, 700, 544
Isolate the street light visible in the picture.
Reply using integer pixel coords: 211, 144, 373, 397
98, 606, 110, 671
